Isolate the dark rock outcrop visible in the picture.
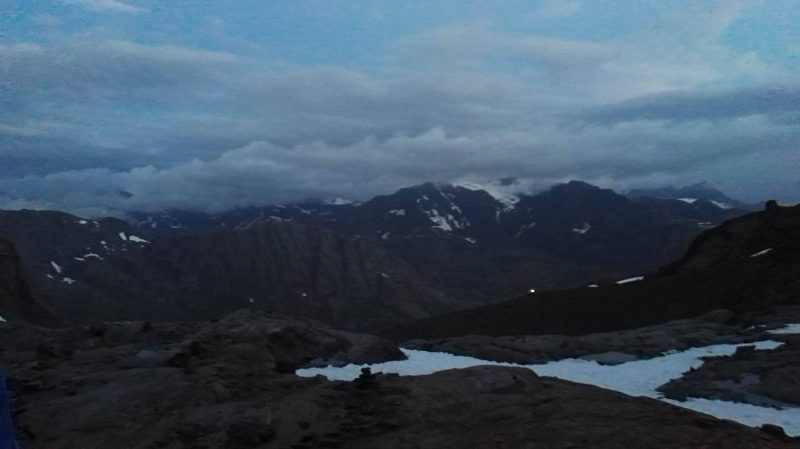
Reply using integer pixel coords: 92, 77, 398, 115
1, 314, 794, 449
0, 238, 54, 325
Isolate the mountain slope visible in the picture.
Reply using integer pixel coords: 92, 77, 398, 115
0, 210, 464, 331
385, 202, 800, 341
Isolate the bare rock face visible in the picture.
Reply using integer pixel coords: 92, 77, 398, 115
0, 238, 54, 325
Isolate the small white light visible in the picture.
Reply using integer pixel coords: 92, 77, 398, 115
529, 288, 536, 293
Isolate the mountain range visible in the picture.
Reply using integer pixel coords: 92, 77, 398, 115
0, 180, 753, 331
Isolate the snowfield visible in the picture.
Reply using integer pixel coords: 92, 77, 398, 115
297, 338, 800, 435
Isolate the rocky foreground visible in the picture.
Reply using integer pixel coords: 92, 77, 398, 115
1, 311, 798, 449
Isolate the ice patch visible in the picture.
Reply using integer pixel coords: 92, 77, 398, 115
616, 276, 644, 285
50, 261, 62, 274
572, 223, 591, 234
750, 248, 772, 258
297, 341, 800, 435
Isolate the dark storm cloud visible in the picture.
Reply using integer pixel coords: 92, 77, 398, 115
1, 2, 799, 215
579, 84, 800, 123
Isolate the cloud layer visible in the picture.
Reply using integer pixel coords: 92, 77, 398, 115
1, 1, 798, 216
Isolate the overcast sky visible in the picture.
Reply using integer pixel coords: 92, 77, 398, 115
1, 0, 798, 216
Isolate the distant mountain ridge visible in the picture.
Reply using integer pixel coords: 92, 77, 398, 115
0, 180, 757, 330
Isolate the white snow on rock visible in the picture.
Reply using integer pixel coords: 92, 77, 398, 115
710, 200, 733, 209
118, 232, 128, 241
381, 232, 391, 240
78, 219, 88, 225
325, 197, 353, 205
453, 181, 520, 211
464, 237, 476, 244
297, 340, 800, 435
388, 209, 406, 216
61, 277, 76, 285
572, 223, 591, 234
50, 261, 62, 274
750, 248, 772, 258
0, 314, 6, 323
515, 222, 536, 238
768, 323, 800, 335
616, 276, 644, 285
83, 253, 103, 260
128, 235, 149, 244
74, 257, 85, 262
676, 198, 698, 204
588, 284, 599, 288
424, 208, 467, 232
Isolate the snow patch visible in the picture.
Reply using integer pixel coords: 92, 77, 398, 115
424, 208, 467, 232
381, 232, 391, 240
128, 235, 149, 244
676, 198, 698, 204
453, 181, 520, 210
616, 276, 644, 285
297, 341, 800, 435
388, 209, 406, 216
325, 197, 353, 205
588, 284, 599, 288
464, 237, 476, 244
61, 277, 76, 285
750, 248, 772, 258
50, 261, 62, 274
768, 323, 800, 335
572, 223, 591, 234
118, 232, 128, 241
78, 219, 88, 225
0, 314, 6, 323
710, 200, 733, 209
515, 222, 536, 238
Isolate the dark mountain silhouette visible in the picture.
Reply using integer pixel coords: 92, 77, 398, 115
385, 202, 800, 341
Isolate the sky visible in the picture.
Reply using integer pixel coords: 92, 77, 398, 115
1, 0, 798, 216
